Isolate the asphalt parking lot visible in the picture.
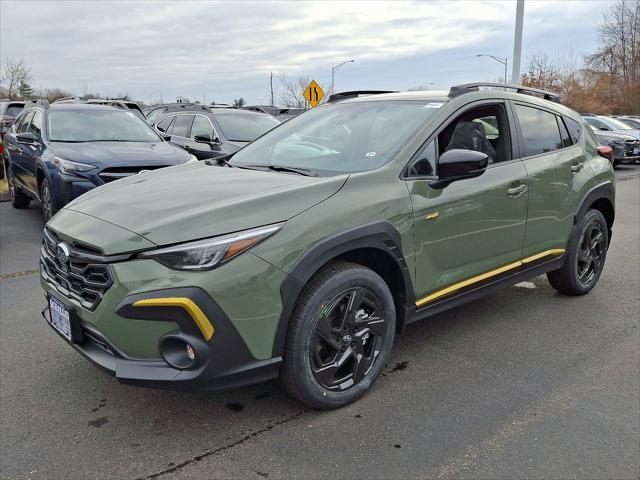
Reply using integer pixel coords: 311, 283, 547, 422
1, 166, 639, 480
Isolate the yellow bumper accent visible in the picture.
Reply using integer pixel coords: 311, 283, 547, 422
133, 297, 214, 341
415, 248, 565, 307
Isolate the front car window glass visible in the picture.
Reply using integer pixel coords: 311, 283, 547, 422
515, 105, 563, 157
190, 115, 215, 139
407, 140, 437, 177
230, 100, 445, 174
28, 111, 42, 139
564, 117, 582, 144
214, 113, 280, 142
600, 116, 634, 130
584, 117, 611, 131
16, 112, 34, 133
617, 117, 640, 129
48, 109, 161, 142
171, 115, 193, 138
557, 116, 572, 147
156, 116, 174, 133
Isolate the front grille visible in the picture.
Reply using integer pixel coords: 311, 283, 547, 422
98, 165, 164, 183
40, 229, 113, 310
624, 139, 639, 156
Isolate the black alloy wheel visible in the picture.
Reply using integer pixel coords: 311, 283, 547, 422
576, 220, 606, 285
40, 178, 54, 222
310, 287, 386, 390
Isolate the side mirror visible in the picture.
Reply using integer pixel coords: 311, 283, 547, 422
194, 134, 218, 144
16, 132, 39, 144
430, 149, 488, 188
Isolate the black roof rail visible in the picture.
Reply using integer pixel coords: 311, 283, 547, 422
25, 99, 49, 109
448, 82, 561, 103
326, 90, 397, 103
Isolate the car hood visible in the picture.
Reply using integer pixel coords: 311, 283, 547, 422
608, 129, 640, 140
51, 141, 192, 166
595, 131, 639, 142
63, 161, 348, 247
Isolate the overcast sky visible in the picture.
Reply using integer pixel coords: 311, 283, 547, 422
1, 0, 611, 105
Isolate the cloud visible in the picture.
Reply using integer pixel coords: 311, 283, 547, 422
0, 0, 610, 104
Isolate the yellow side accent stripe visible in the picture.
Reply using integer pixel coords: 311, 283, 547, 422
133, 297, 214, 341
415, 248, 565, 308
426, 212, 439, 220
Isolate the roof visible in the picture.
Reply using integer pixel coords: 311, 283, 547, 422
48, 103, 126, 111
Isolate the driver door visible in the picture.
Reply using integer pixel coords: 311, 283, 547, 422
405, 100, 529, 308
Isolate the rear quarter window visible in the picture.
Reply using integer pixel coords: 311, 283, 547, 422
564, 117, 582, 144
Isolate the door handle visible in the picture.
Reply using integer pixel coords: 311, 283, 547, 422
571, 163, 584, 173
507, 184, 527, 196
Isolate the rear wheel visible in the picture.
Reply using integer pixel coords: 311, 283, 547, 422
547, 209, 609, 295
7, 163, 30, 209
280, 261, 396, 409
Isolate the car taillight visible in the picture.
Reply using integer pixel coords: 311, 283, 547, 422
596, 145, 614, 163
0, 143, 3, 155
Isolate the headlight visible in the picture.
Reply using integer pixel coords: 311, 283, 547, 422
138, 223, 283, 271
54, 156, 95, 174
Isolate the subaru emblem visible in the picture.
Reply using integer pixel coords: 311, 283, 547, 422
56, 242, 70, 263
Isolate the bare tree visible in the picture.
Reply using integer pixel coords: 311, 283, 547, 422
277, 75, 329, 108
1, 57, 31, 99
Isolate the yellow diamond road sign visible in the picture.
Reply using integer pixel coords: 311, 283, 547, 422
304, 80, 324, 107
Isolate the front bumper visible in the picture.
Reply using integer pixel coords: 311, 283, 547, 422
41, 286, 282, 391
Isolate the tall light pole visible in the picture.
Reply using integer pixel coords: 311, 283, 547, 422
476, 54, 508, 84
330, 60, 354, 95
511, 0, 525, 84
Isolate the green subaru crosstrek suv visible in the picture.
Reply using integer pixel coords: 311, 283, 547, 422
40, 83, 615, 409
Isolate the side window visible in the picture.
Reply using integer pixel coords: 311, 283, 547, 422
584, 117, 610, 131
515, 105, 563, 157
564, 117, 582, 144
156, 116, 174, 133
28, 111, 43, 140
557, 116, 572, 147
407, 140, 437, 177
437, 103, 511, 164
16, 111, 34, 134
171, 115, 194, 138
190, 115, 214, 140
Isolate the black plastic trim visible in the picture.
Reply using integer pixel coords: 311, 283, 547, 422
409, 255, 565, 323
574, 182, 615, 243
272, 221, 414, 357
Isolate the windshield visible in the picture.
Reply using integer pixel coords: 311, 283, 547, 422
215, 113, 281, 142
602, 116, 634, 130
229, 100, 444, 173
48, 109, 161, 142
6, 104, 24, 117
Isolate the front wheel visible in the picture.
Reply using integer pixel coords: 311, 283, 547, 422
547, 209, 609, 295
39, 177, 56, 222
280, 261, 396, 409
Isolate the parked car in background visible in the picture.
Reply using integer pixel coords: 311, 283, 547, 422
41, 84, 615, 408
0, 100, 26, 179
592, 129, 640, 166
2, 100, 195, 221
243, 105, 307, 122
582, 114, 640, 140
154, 105, 281, 159
144, 103, 202, 125
613, 116, 640, 129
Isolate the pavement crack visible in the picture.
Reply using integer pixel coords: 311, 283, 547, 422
135, 409, 310, 480
0, 269, 38, 280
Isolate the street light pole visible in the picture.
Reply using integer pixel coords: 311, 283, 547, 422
476, 54, 509, 84
330, 60, 355, 95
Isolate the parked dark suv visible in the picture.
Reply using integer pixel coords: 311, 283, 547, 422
153, 105, 281, 159
3, 100, 194, 221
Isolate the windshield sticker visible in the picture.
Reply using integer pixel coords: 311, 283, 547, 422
424, 103, 444, 109
365, 152, 376, 157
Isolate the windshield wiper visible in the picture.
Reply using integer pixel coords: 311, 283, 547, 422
265, 165, 318, 177
50, 140, 88, 143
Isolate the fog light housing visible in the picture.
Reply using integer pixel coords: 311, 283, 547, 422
159, 337, 197, 370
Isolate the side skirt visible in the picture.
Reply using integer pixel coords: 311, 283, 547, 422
407, 256, 565, 324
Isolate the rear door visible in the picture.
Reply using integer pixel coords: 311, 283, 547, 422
511, 103, 587, 258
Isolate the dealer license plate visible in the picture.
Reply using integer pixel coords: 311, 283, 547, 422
48, 295, 73, 341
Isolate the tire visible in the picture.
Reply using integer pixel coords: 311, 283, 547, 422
7, 163, 30, 209
39, 177, 56, 222
547, 209, 609, 295
280, 261, 396, 409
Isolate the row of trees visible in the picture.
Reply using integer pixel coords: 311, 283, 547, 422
522, 0, 640, 113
